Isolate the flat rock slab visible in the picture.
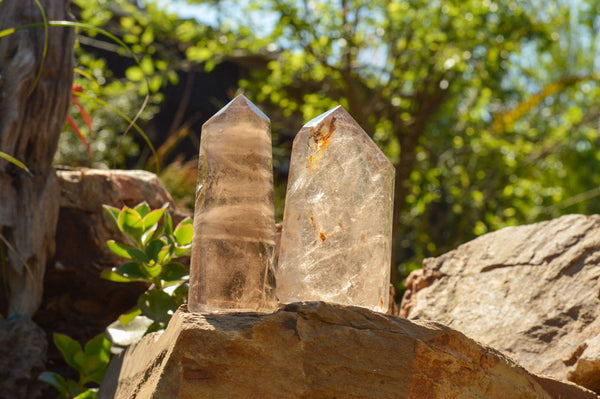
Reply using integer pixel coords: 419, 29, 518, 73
402, 214, 600, 393
98, 302, 595, 398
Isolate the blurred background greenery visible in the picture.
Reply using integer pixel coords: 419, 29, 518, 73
58, 0, 600, 294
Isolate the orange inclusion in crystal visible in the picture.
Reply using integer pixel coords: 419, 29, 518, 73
307, 116, 337, 168
319, 230, 327, 242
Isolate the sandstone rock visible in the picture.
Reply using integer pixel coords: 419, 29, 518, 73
402, 214, 600, 393
55, 167, 178, 266
0, 315, 47, 399
98, 302, 596, 398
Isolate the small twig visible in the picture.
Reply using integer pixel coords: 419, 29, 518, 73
0, 233, 33, 280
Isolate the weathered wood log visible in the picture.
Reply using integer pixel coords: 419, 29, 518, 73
0, 0, 74, 316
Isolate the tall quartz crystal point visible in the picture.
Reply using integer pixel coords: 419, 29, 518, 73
188, 95, 276, 312
277, 106, 395, 312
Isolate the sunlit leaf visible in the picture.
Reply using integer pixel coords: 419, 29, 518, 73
142, 205, 168, 229
134, 202, 151, 218
118, 207, 144, 242
161, 262, 188, 283
106, 240, 134, 259
119, 306, 142, 326
53, 333, 82, 371
173, 222, 193, 247
126, 247, 151, 264
138, 290, 178, 323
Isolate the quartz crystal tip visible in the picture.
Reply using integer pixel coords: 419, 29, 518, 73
203, 94, 269, 126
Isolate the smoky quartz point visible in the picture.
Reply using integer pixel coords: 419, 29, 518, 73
188, 95, 276, 312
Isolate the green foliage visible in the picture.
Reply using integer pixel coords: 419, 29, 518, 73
38, 333, 111, 399
55, 0, 176, 168
182, 0, 600, 288
102, 202, 192, 333
64, 0, 600, 291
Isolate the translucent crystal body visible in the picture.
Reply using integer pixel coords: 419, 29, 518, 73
276, 106, 395, 312
188, 95, 276, 312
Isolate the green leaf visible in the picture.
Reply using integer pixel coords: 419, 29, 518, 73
74, 389, 98, 399
141, 262, 162, 278
66, 380, 87, 397
144, 321, 166, 335
138, 289, 178, 323
133, 202, 151, 218
101, 269, 137, 283
186, 46, 212, 62
173, 221, 193, 246
87, 368, 107, 387
125, 65, 144, 81
145, 240, 165, 262
126, 247, 151, 264
141, 223, 158, 245
119, 306, 142, 326
81, 355, 104, 381
82, 356, 108, 385
172, 283, 189, 306
0, 28, 17, 39
163, 213, 173, 236
173, 244, 192, 257
53, 333, 83, 371
0, 151, 30, 173
175, 217, 192, 228
157, 244, 172, 265
106, 240, 133, 259
161, 262, 188, 283
116, 262, 148, 280
142, 206, 168, 230
38, 371, 67, 392
84, 333, 111, 362
102, 205, 121, 226
73, 351, 87, 370
117, 207, 144, 243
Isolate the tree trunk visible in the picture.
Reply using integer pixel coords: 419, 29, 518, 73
0, 0, 74, 317
390, 81, 448, 288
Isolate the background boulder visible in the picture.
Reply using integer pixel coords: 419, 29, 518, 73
402, 214, 600, 393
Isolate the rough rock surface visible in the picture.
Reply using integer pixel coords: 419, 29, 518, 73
401, 214, 600, 393
98, 302, 596, 399
55, 167, 178, 267
0, 315, 47, 399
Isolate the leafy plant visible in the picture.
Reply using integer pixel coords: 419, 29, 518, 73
101, 202, 192, 333
38, 333, 111, 399
0, 10, 159, 171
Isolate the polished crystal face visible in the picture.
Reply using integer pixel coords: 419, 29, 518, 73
276, 106, 395, 312
188, 95, 276, 312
